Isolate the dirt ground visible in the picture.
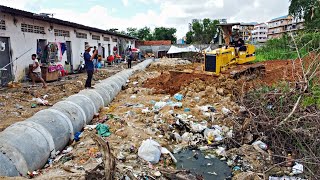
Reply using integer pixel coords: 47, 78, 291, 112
0, 64, 129, 132
0, 58, 311, 179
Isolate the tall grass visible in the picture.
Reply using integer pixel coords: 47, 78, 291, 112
255, 32, 320, 62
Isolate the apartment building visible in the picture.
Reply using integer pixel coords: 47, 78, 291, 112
233, 22, 257, 42
267, 15, 304, 39
252, 23, 268, 43
0, 5, 136, 82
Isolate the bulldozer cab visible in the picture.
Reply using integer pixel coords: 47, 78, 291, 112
218, 23, 240, 46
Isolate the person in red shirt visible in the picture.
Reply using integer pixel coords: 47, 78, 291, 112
113, 45, 118, 55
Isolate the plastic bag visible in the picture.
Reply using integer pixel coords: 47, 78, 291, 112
138, 139, 161, 164
174, 93, 183, 101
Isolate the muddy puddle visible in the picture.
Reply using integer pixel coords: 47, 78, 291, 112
174, 150, 232, 180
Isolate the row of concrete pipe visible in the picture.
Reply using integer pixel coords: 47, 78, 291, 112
0, 59, 153, 176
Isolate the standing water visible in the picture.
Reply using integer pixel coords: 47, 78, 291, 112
174, 149, 232, 180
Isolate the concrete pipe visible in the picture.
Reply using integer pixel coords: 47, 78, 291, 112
91, 86, 112, 106
51, 101, 87, 133
78, 89, 104, 111
0, 122, 51, 175
0, 59, 154, 177
65, 94, 96, 123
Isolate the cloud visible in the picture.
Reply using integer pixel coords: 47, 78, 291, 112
0, 0, 290, 38
122, 0, 129, 6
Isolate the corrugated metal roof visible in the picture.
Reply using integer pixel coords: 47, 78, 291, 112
0, 5, 138, 40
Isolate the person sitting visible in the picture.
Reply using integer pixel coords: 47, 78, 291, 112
230, 34, 246, 52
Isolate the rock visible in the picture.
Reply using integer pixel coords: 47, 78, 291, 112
217, 88, 224, 95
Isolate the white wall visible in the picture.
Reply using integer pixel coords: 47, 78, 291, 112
0, 13, 134, 81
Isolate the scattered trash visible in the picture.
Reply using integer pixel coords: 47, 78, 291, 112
174, 93, 183, 101
221, 107, 231, 115
292, 163, 303, 174
15, 104, 23, 109
138, 139, 161, 164
252, 140, 268, 150
84, 125, 97, 130
215, 147, 227, 157
154, 171, 161, 177
191, 121, 207, 132
130, 95, 137, 99
161, 147, 177, 163
32, 97, 49, 106
62, 147, 73, 154
96, 124, 111, 137
142, 108, 150, 114
74, 132, 82, 142
184, 108, 191, 112
31, 103, 37, 108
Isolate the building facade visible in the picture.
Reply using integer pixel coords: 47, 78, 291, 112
252, 23, 268, 43
267, 15, 304, 39
233, 23, 257, 42
0, 5, 136, 83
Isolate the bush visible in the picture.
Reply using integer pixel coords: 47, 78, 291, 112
255, 32, 320, 62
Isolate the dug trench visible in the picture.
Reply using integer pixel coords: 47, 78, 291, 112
7, 58, 314, 179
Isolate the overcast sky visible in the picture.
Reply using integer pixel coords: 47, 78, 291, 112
0, 0, 290, 38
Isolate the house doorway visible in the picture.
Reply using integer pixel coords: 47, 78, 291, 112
108, 44, 111, 56
0, 37, 12, 86
66, 41, 73, 70
37, 39, 47, 63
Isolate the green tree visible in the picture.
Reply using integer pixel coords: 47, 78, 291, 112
289, 0, 320, 29
126, 27, 138, 37
186, 18, 220, 44
137, 27, 153, 40
186, 31, 194, 44
153, 27, 177, 43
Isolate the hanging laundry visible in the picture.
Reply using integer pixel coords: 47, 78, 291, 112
60, 43, 67, 56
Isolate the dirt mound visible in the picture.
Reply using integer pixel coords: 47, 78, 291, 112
143, 71, 216, 95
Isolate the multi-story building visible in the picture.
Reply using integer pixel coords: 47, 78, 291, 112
233, 22, 257, 42
0, 5, 136, 83
267, 15, 304, 39
252, 23, 268, 43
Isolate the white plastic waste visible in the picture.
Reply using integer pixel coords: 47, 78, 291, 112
142, 108, 150, 114
154, 101, 167, 110
161, 147, 177, 163
32, 97, 49, 105
252, 140, 268, 150
204, 128, 223, 142
222, 107, 231, 115
190, 122, 207, 132
138, 139, 161, 164
215, 147, 227, 157
292, 163, 304, 175
181, 132, 193, 142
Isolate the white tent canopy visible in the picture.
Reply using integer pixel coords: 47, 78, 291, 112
167, 45, 200, 54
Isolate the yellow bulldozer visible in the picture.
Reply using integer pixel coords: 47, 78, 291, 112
204, 23, 265, 78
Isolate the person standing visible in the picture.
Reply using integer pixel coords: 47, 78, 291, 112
84, 44, 97, 89
128, 48, 133, 69
30, 54, 47, 88
92, 46, 99, 71
113, 45, 118, 55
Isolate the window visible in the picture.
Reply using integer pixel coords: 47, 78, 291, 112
54, 29, 70, 37
0, 20, 6, 30
112, 38, 117, 42
76, 32, 87, 39
104, 37, 110, 41
21, 23, 45, 34
92, 35, 100, 40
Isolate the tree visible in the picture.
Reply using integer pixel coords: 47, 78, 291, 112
186, 18, 220, 44
186, 31, 194, 44
153, 27, 177, 43
137, 27, 153, 40
126, 27, 138, 37
289, 0, 320, 29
